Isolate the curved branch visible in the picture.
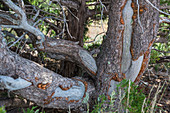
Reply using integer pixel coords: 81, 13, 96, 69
0, 33, 95, 109
40, 38, 97, 76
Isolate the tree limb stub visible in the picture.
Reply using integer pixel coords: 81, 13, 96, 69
40, 38, 97, 76
0, 33, 95, 109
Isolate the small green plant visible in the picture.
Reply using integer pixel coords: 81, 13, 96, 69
23, 106, 45, 113
91, 94, 107, 113
0, 106, 6, 113
117, 79, 150, 113
91, 79, 167, 113
92, 79, 151, 113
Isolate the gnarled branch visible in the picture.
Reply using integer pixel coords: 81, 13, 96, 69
40, 38, 97, 76
0, 32, 95, 109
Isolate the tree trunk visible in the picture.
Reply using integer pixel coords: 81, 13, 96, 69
96, 0, 159, 97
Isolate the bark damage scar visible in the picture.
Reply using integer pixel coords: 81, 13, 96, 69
68, 78, 88, 104
43, 79, 88, 105
37, 83, 50, 90
59, 84, 73, 91
44, 91, 70, 105
134, 39, 155, 83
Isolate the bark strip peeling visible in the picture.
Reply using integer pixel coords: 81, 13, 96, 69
121, 0, 144, 82
108, 0, 143, 95
44, 80, 86, 105
121, 0, 134, 74
0, 75, 32, 91
129, 0, 159, 83
134, 39, 155, 83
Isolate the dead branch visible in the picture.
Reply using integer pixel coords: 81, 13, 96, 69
159, 17, 170, 24
156, 56, 170, 63
0, 0, 97, 76
160, 6, 170, 10
2, 0, 45, 48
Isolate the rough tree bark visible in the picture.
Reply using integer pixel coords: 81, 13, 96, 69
0, 0, 159, 110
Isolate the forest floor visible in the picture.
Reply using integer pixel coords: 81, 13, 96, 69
139, 66, 169, 113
